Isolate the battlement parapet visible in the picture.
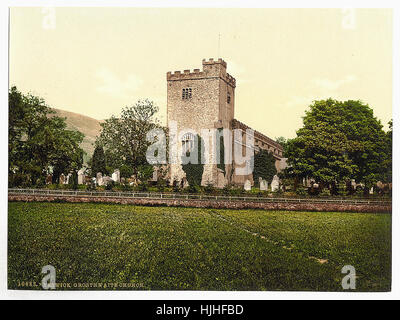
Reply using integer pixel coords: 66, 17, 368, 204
166, 58, 235, 87
225, 73, 236, 87
202, 58, 227, 68
167, 69, 206, 80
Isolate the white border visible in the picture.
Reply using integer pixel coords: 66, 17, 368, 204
1, 0, 399, 300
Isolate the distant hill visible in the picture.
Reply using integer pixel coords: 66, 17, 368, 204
52, 108, 103, 163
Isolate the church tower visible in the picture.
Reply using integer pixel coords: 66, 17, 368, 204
167, 58, 236, 186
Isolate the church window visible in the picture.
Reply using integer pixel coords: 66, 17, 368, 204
227, 92, 231, 104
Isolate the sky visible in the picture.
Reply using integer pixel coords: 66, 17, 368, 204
9, 7, 392, 139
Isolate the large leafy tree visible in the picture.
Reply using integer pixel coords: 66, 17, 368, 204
253, 149, 277, 186
8, 86, 84, 186
96, 99, 160, 175
285, 99, 389, 191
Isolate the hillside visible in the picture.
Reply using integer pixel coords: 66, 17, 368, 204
52, 108, 102, 162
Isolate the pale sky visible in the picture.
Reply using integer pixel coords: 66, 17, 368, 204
9, 7, 392, 139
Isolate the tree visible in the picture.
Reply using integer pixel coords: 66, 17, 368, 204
97, 99, 160, 175
8, 86, 85, 186
90, 145, 107, 177
382, 119, 392, 183
120, 164, 134, 180
275, 136, 288, 156
253, 149, 277, 186
285, 99, 388, 192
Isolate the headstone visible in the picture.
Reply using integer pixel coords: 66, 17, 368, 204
244, 179, 251, 191
112, 169, 120, 183
152, 169, 158, 182
217, 168, 227, 189
260, 179, 268, 191
78, 169, 85, 185
45, 174, 52, 185
96, 172, 103, 186
369, 187, 374, 195
66, 173, 72, 185
92, 177, 97, 187
271, 175, 280, 192
351, 179, 357, 190
59, 174, 65, 185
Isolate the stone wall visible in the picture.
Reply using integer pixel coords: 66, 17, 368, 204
8, 194, 391, 213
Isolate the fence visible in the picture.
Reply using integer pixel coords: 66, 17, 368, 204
8, 188, 391, 206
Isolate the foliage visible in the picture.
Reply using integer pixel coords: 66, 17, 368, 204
181, 135, 205, 187
119, 164, 134, 181
275, 136, 288, 156
203, 182, 216, 194
295, 187, 308, 197
8, 86, 84, 187
216, 128, 225, 174
97, 99, 160, 174
253, 149, 277, 186
137, 165, 154, 183
286, 99, 389, 189
382, 120, 392, 183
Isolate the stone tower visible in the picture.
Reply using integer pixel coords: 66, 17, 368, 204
167, 58, 236, 186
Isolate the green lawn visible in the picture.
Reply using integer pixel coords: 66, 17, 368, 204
8, 202, 391, 291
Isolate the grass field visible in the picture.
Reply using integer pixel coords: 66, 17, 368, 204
8, 202, 391, 291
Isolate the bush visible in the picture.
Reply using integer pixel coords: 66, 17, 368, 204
295, 187, 308, 197
105, 181, 115, 191
172, 179, 181, 193
204, 183, 216, 194
319, 188, 331, 197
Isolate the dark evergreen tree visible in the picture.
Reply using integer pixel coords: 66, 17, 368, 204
91, 145, 107, 177
253, 149, 277, 186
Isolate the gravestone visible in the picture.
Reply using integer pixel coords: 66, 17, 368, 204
96, 172, 103, 186
45, 174, 52, 185
66, 173, 72, 185
152, 169, 158, 182
112, 169, 120, 183
271, 175, 280, 192
59, 174, 65, 185
260, 179, 268, 191
78, 169, 85, 185
244, 179, 251, 191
